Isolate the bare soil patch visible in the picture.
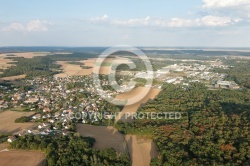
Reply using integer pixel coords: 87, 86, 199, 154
0, 111, 35, 134
76, 124, 126, 154
0, 150, 46, 166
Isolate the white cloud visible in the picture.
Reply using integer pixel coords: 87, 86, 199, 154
90, 14, 109, 23
2, 20, 49, 32
202, 0, 250, 8
2, 23, 25, 31
89, 15, 241, 28
26, 20, 48, 31
201, 0, 250, 19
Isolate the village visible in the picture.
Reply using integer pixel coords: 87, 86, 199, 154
0, 57, 240, 143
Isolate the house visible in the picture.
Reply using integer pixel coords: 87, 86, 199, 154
43, 107, 51, 113
62, 130, 68, 136
32, 114, 41, 120
54, 112, 60, 118
7, 136, 17, 143
48, 119, 55, 123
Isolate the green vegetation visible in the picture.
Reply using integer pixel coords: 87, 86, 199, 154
116, 83, 250, 165
0, 57, 60, 78
0, 134, 9, 143
213, 59, 250, 88
11, 134, 130, 166
67, 61, 85, 65
15, 116, 30, 123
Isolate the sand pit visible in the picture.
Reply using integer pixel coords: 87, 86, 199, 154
116, 87, 161, 122
0, 151, 46, 166
0, 111, 35, 134
76, 124, 126, 154
125, 135, 158, 166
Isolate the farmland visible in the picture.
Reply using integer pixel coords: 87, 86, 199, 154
0, 150, 46, 166
0, 111, 35, 134
125, 135, 158, 166
116, 87, 161, 122
2, 74, 26, 81
54, 57, 132, 77
76, 124, 126, 154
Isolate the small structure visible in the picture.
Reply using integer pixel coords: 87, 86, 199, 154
7, 136, 17, 143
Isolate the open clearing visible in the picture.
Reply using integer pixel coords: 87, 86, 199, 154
0, 151, 46, 166
125, 135, 158, 166
76, 124, 126, 154
116, 87, 161, 122
0, 111, 35, 134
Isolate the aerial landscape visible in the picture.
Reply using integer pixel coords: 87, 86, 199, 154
0, 0, 250, 166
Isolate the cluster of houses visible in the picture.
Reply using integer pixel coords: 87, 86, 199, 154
1, 75, 122, 141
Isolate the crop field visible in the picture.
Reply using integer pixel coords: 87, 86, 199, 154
0, 150, 46, 166
0, 111, 35, 134
76, 124, 126, 154
54, 57, 133, 77
116, 87, 161, 122
125, 135, 158, 166
2, 74, 26, 80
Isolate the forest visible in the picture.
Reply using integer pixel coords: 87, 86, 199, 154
0, 56, 60, 78
11, 134, 130, 166
116, 83, 250, 165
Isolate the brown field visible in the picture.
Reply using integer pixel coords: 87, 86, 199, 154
54, 57, 132, 78
54, 61, 93, 77
125, 135, 158, 166
0, 58, 13, 70
2, 74, 26, 81
116, 87, 161, 122
0, 111, 35, 134
76, 124, 126, 154
0, 143, 9, 151
0, 151, 46, 166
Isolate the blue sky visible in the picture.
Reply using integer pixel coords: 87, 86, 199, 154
0, 0, 250, 47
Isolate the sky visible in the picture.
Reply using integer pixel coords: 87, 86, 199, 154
0, 0, 250, 47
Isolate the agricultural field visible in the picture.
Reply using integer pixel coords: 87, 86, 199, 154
0, 111, 35, 134
116, 87, 161, 122
0, 52, 49, 59
0, 143, 8, 151
54, 57, 132, 77
2, 74, 26, 81
0, 150, 46, 166
125, 135, 158, 166
76, 124, 126, 154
